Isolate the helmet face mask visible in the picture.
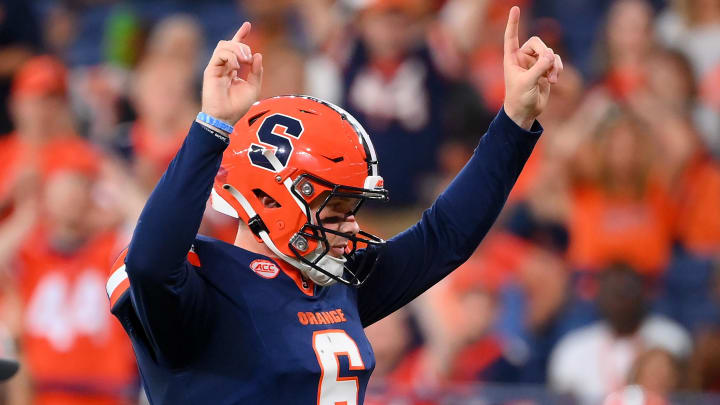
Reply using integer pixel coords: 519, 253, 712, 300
288, 173, 388, 286
211, 95, 389, 287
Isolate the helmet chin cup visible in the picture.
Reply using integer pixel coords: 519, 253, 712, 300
299, 252, 346, 286
290, 233, 343, 286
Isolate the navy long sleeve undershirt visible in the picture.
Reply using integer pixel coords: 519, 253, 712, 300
123, 122, 228, 362
357, 108, 542, 326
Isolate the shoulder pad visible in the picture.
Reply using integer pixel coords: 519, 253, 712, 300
106, 246, 202, 309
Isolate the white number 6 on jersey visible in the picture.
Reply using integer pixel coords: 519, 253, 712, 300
312, 330, 365, 405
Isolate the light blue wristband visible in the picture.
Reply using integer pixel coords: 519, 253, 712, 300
196, 112, 234, 134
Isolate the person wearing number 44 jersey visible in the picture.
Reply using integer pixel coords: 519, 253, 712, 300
106, 7, 562, 404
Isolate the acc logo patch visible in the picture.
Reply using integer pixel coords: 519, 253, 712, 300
250, 259, 280, 279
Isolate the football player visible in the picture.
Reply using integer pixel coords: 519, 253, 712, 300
107, 6, 562, 404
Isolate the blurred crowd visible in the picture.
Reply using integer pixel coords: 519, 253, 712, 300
1, 0, 720, 404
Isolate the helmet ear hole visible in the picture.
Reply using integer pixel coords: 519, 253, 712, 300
252, 189, 282, 208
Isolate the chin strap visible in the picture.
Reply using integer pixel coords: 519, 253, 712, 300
223, 184, 343, 286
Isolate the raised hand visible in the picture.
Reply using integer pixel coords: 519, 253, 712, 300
201, 22, 263, 126
502, 7, 562, 130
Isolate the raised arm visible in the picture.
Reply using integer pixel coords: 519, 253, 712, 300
116, 23, 262, 360
357, 7, 562, 326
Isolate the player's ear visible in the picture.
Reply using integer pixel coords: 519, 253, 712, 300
260, 196, 280, 208
253, 189, 281, 208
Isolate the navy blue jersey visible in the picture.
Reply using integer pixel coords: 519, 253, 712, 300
341, 42, 448, 207
106, 108, 541, 404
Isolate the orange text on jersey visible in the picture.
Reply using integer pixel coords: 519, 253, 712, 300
297, 309, 347, 325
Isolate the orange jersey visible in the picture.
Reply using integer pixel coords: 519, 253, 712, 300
673, 156, 720, 255
17, 228, 137, 405
568, 182, 675, 275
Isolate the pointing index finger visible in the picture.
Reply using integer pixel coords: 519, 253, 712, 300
232, 21, 252, 42
504, 6, 520, 57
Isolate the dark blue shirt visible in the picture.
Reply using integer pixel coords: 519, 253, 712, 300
108, 108, 541, 404
341, 43, 448, 207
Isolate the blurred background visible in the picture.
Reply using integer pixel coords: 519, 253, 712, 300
1, 0, 720, 404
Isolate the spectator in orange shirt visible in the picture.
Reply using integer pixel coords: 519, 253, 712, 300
563, 102, 675, 276
628, 50, 720, 258
0, 56, 85, 292
0, 55, 75, 216
3, 138, 138, 405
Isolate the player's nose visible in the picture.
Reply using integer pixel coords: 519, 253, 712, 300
340, 215, 360, 236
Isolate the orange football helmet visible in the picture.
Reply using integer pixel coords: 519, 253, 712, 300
211, 95, 388, 286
